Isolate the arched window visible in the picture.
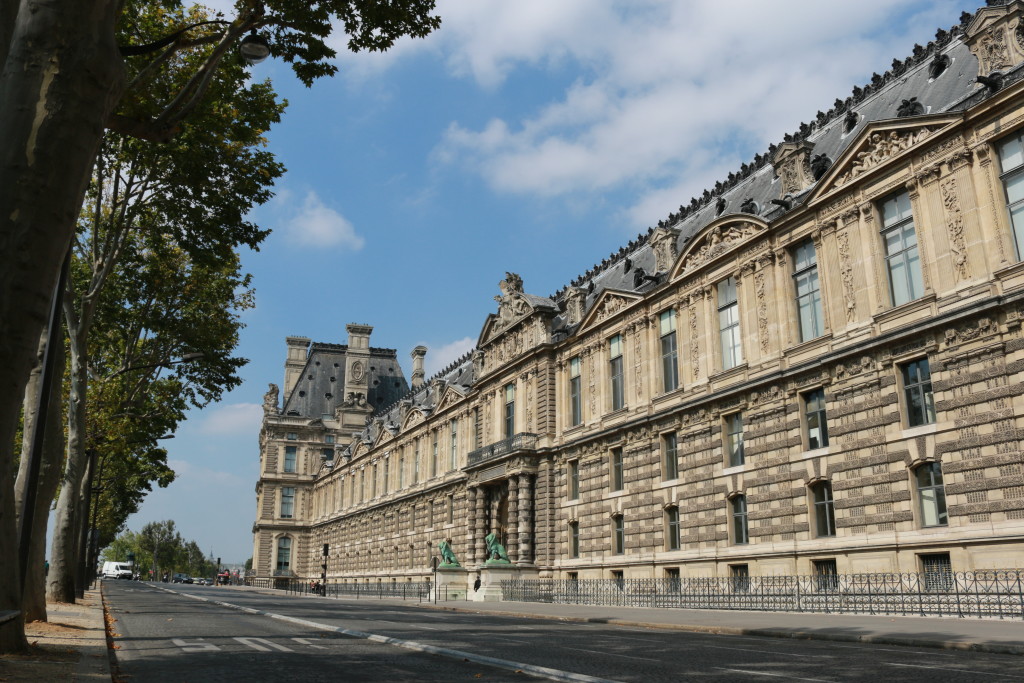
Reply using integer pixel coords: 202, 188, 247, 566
276, 536, 292, 572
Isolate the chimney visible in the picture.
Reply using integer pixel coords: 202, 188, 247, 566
410, 346, 427, 389
283, 336, 310, 394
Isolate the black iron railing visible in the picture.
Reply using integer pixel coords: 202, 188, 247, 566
279, 579, 432, 601
501, 570, 1024, 619
467, 433, 538, 466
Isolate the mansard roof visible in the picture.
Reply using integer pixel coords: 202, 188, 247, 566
281, 343, 409, 418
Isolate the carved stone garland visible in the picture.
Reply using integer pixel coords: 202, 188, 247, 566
940, 177, 971, 281
755, 270, 769, 354
837, 231, 856, 323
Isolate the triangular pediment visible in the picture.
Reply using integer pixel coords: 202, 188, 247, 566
401, 407, 427, 431
435, 385, 466, 414
577, 289, 642, 332
809, 114, 963, 201
669, 217, 769, 280
372, 424, 396, 449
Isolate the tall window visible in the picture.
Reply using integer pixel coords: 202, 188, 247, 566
901, 358, 936, 427
609, 334, 624, 410
916, 462, 948, 527
449, 419, 458, 470
569, 356, 582, 426
569, 522, 580, 558
662, 432, 678, 480
718, 277, 742, 370
398, 455, 405, 489
997, 132, 1024, 260
568, 460, 580, 500
447, 495, 454, 524
666, 507, 681, 551
881, 191, 923, 306
811, 481, 836, 537
280, 487, 295, 518
504, 383, 516, 438
382, 458, 389, 495
803, 388, 829, 449
428, 436, 436, 478
613, 515, 625, 554
725, 413, 744, 467
284, 445, 297, 473
793, 239, 823, 341
276, 537, 292, 571
611, 448, 624, 491
372, 464, 378, 498
730, 495, 748, 544
660, 310, 679, 392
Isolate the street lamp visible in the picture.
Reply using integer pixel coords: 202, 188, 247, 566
239, 30, 271, 65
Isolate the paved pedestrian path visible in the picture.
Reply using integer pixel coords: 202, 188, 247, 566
0, 586, 111, 682
227, 585, 1024, 655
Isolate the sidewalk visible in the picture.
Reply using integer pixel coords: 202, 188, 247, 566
0, 587, 111, 682
226, 584, 1024, 655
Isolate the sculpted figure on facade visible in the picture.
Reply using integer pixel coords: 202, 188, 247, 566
438, 538, 460, 567
484, 532, 511, 563
650, 226, 680, 273
263, 383, 279, 415
682, 222, 762, 274
835, 128, 933, 187
493, 272, 531, 330
565, 287, 586, 326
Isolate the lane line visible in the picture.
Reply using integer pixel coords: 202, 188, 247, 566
714, 667, 832, 682
152, 586, 619, 683
703, 644, 823, 658
559, 646, 658, 662
882, 662, 1022, 679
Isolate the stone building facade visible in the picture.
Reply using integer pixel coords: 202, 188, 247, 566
252, 3, 1024, 587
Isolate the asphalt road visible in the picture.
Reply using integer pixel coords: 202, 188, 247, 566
104, 581, 1024, 682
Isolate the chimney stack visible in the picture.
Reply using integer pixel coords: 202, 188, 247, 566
411, 346, 427, 389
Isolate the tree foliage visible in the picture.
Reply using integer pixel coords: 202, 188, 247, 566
104, 521, 217, 578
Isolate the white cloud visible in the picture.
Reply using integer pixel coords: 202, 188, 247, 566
197, 402, 263, 437
279, 191, 365, 250
423, 336, 476, 377
168, 459, 246, 487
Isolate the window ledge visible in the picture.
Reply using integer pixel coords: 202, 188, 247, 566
722, 463, 747, 476
801, 446, 830, 459
710, 363, 748, 382
901, 422, 937, 439
873, 292, 936, 325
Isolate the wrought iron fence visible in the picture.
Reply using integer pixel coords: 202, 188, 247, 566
467, 433, 538, 466
502, 570, 1024, 619
245, 577, 273, 589
279, 579, 432, 601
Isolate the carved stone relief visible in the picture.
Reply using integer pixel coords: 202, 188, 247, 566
940, 177, 971, 281
681, 221, 763, 274
978, 26, 1011, 74
633, 322, 643, 399
492, 272, 531, 333
650, 226, 680, 273
837, 231, 856, 323
755, 270, 769, 354
565, 287, 586, 326
834, 128, 933, 187
594, 295, 629, 323
689, 302, 700, 381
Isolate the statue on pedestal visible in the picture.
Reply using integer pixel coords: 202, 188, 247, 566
484, 532, 510, 564
437, 538, 460, 568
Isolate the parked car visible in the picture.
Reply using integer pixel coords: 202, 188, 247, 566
101, 561, 133, 580
171, 573, 193, 584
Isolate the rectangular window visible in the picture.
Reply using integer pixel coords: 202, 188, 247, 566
284, 445, 297, 473
812, 482, 836, 537
718, 277, 742, 370
611, 447, 624, 491
398, 455, 405, 489
276, 537, 291, 571
730, 564, 750, 592
613, 516, 625, 555
660, 310, 679, 392
662, 432, 678, 480
504, 383, 516, 438
731, 495, 748, 544
568, 460, 579, 500
609, 335, 624, 410
371, 464, 378, 499
447, 495, 454, 525
921, 552, 953, 591
450, 419, 458, 470
666, 507, 680, 551
997, 132, 1024, 260
324, 435, 334, 444
725, 413, 744, 467
280, 487, 295, 518
414, 442, 421, 483
382, 459, 389, 495
611, 569, 624, 589
793, 239, 824, 341
428, 436, 436, 478
569, 522, 580, 558
286, 432, 297, 440
901, 358, 936, 427
881, 191, 924, 306
569, 356, 582, 426
916, 462, 948, 527
813, 559, 838, 591
803, 388, 829, 450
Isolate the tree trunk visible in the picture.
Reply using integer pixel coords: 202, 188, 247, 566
14, 328, 66, 622
0, 0, 125, 651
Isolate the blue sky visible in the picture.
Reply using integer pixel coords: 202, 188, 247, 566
123, 0, 980, 563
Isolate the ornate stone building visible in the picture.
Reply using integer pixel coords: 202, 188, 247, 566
252, 3, 1024, 589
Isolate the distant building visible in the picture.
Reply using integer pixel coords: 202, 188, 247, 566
251, 3, 1024, 589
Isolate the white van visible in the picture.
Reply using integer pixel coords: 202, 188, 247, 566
101, 561, 133, 579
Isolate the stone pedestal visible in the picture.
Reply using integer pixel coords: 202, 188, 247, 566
430, 567, 469, 601
471, 564, 520, 602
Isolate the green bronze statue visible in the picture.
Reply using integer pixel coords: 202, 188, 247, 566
484, 531, 511, 564
437, 538, 460, 567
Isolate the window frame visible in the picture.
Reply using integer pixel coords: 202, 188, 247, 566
569, 521, 580, 558
665, 506, 681, 551
792, 239, 824, 341
718, 276, 742, 370
276, 536, 292, 572
283, 445, 297, 473
662, 431, 678, 481
569, 356, 582, 426
730, 495, 748, 545
810, 481, 836, 538
900, 357, 936, 427
725, 412, 744, 467
996, 131, 1024, 261
609, 334, 624, 411
915, 461, 948, 527
280, 486, 295, 519
504, 383, 516, 438
610, 447, 624, 492
803, 388, 829, 450
659, 309, 680, 392
568, 460, 580, 500
880, 190, 924, 306
612, 515, 625, 555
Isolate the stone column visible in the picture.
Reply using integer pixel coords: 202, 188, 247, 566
518, 474, 534, 564
475, 485, 487, 563
466, 487, 478, 565
507, 476, 520, 561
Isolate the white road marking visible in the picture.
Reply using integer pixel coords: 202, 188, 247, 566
560, 646, 658, 662
703, 644, 823, 658
171, 638, 220, 653
883, 662, 1021, 678
292, 638, 328, 649
715, 668, 832, 682
234, 637, 294, 652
